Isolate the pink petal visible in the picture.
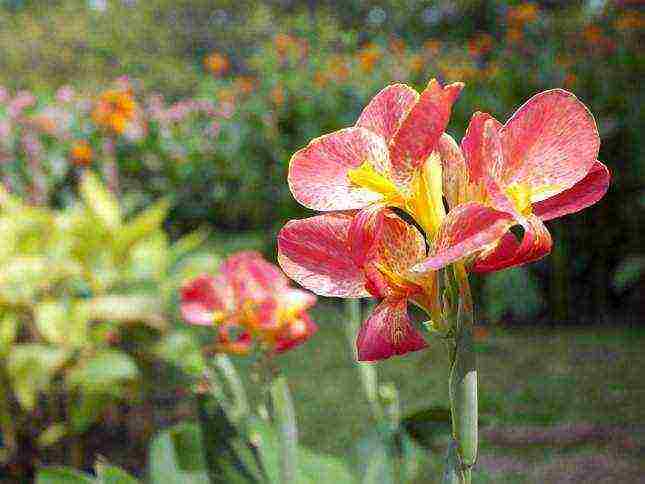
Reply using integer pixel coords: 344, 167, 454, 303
461, 111, 502, 184
180, 274, 229, 326
501, 89, 600, 196
533, 161, 610, 221
277, 213, 370, 297
355, 83, 419, 143
356, 298, 427, 362
274, 313, 318, 354
390, 79, 464, 184
288, 127, 391, 211
411, 202, 514, 273
221, 251, 287, 302
472, 215, 553, 272
348, 204, 386, 268
438, 132, 468, 209
217, 323, 253, 355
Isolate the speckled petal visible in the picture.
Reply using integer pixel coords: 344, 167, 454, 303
533, 161, 610, 221
277, 213, 370, 298
411, 202, 514, 273
438, 132, 468, 209
501, 89, 600, 198
355, 83, 419, 143
390, 79, 464, 185
461, 111, 502, 184
356, 298, 428, 362
288, 127, 392, 210
472, 215, 553, 272
274, 313, 318, 354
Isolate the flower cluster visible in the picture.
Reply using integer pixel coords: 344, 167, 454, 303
180, 252, 318, 356
91, 87, 137, 135
278, 79, 610, 362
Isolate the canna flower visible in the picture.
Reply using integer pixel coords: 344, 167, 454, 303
180, 252, 318, 355
278, 207, 433, 361
287, 79, 464, 239
70, 140, 93, 167
92, 88, 136, 135
414, 89, 610, 274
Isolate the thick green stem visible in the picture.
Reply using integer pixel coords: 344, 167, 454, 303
442, 265, 477, 484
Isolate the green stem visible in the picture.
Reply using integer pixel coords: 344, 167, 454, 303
269, 375, 298, 484
442, 265, 477, 484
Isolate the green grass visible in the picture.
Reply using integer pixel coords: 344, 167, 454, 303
234, 302, 645, 483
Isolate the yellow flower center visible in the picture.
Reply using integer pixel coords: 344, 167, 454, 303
347, 161, 402, 204
405, 152, 445, 238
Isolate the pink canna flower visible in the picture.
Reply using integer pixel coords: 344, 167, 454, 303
413, 89, 610, 274
180, 252, 318, 355
279, 207, 437, 361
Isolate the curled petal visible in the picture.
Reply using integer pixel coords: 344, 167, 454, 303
348, 204, 386, 268
502, 89, 600, 198
461, 112, 502, 184
288, 127, 392, 210
390, 79, 464, 185
411, 202, 514, 273
438, 133, 468, 209
356, 83, 419, 143
274, 313, 318, 354
277, 213, 370, 298
472, 215, 553, 272
533, 161, 610, 221
180, 274, 230, 326
356, 298, 427, 362
378, 210, 427, 277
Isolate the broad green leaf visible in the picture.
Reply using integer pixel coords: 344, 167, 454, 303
81, 295, 166, 331
116, 198, 170, 254
34, 300, 88, 347
37, 423, 68, 448
0, 312, 19, 355
156, 331, 206, 377
70, 392, 112, 434
79, 171, 121, 232
67, 349, 138, 394
35, 466, 94, 484
96, 460, 140, 484
297, 448, 356, 484
7, 344, 70, 411
169, 228, 210, 265
148, 424, 209, 484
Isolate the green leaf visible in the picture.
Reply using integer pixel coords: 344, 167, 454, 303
36, 466, 94, 484
34, 300, 89, 347
7, 344, 69, 411
67, 349, 138, 394
37, 423, 68, 448
297, 448, 356, 483
115, 198, 170, 254
70, 392, 112, 434
79, 170, 121, 232
96, 460, 140, 484
156, 331, 206, 377
0, 312, 19, 356
148, 423, 209, 484
81, 295, 166, 331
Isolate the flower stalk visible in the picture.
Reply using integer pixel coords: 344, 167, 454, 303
443, 264, 477, 484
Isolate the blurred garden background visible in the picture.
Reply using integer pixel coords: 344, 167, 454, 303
0, 0, 643, 482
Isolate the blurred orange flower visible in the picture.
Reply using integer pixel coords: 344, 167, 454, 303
70, 140, 92, 167
615, 12, 645, 32
389, 36, 406, 56
234, 76, 256, 97
408, 54, 425, 74
92, 88, 136, 135
506, 27, 524, 44
270, 84, 285, 107
507, 3, 539, 26
204, 51, 230, 77
357, 43, 381, 74
424, 39, 442, 56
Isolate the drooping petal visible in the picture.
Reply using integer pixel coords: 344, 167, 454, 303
389, 79, 464, 186
501, 89, 600, 199
288, 127, 392, 210
410, 202, 514, 273
274, 313, 318, 354
472, 215, 553, 272
355, 83, 419, 143
378, 210, 427, 278
461, 111, 502, 185
180, 274, 231, 326
277, 213, 370, 298
438, 133, 468, 209
356, 298, 427, 362
532, 161, 610, 221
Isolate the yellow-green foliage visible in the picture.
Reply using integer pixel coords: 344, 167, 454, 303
0, 171, 204, 457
